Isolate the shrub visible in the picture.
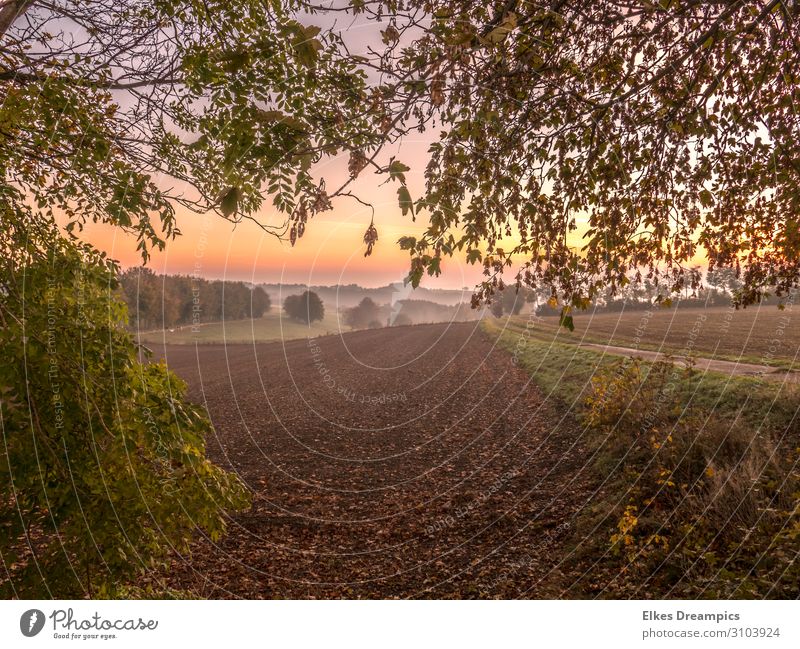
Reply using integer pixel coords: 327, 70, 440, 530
0, 205, 250, 597
579, 357, 800, 598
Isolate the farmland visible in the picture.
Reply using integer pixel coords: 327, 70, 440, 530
136, 311, 348, 345
150, 322, 596, 598
508, 305, 800, 370
142, 318, 800, 599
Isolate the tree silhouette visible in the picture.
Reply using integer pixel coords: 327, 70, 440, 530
283, 291, 325, 324
344, 297, 383, 329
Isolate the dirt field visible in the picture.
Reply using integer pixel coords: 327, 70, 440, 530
150, 323, 596, 598
529, 305, 800, 368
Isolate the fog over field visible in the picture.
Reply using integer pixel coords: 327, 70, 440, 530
259, 282, 474, 309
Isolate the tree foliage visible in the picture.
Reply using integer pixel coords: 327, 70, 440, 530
338, 1, 800, 311
6, 1, 797, 311
343, 297, 383, 329
283, 290, 325, 323
119, 270, 270, 330
0, 197, 249, 597
0, 0, 380, 257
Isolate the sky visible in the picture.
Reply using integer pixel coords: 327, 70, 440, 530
82, 133, 490, 289
75, 7, 656, 291
79, 9, 488, 290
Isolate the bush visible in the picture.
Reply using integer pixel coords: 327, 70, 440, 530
0, 202, 250, 597
283, 290, 324, 323
578, 357, 800, 597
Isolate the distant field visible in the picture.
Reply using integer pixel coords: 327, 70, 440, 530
136, 311, 348, 345
483, 316, 797, 428
505, 304, 800, 369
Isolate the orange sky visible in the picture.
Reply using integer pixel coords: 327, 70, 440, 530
74, 16, 604, 291
77, 140, 702, 290
84, 206, 486, 288
82, 136, 489, 289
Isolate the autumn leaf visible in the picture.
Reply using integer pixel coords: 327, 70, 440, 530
397, 185, 414, 216
363, 221, 378, 257
219, 187, 240, 217
482, 12, 517, 44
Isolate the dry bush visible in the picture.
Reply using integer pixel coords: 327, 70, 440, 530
578, 358, 800, 598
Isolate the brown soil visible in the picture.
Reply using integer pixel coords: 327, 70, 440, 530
538, 306, 800, 368
149, 322, 597, 599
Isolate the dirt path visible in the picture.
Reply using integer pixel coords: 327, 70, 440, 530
578, 342, 800, 382
149, 322, 596, 598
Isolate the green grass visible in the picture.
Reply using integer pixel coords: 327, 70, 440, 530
482, 318, 798, 431
136, 311, 348, 345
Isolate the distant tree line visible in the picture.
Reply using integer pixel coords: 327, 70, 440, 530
482, 272, 763, 319
260, 282, 470, 309
535, 268, 756, 317
343, 297, 483, 329
119, 268, 271, 330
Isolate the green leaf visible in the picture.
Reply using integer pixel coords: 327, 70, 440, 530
427, 256, 442, 276
405, 265, 424, 288
398, 236, 417, 250
397, 185, 414, 216
388, 160, 410, 183
466, 249, 482, 264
